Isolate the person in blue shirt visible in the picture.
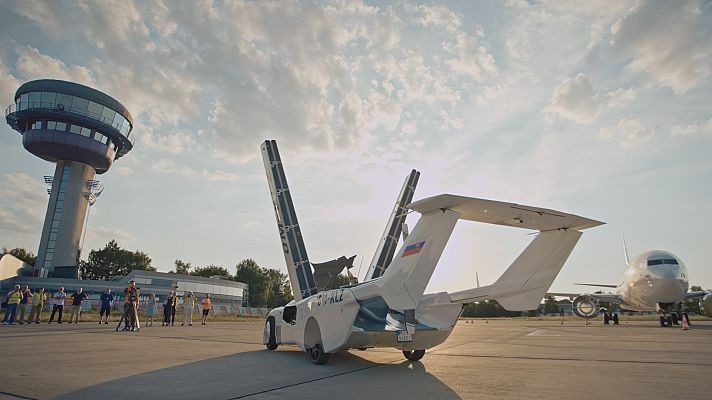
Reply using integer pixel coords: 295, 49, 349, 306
99, 288, 114, 325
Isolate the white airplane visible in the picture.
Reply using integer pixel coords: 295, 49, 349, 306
551, 239, 711, 326
260, 140, 603, 364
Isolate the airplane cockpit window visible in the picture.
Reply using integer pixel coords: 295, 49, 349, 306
647, 258, 679, 266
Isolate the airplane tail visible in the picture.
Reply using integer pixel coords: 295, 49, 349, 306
367, 194, 603, 312
448, 229, 582, 310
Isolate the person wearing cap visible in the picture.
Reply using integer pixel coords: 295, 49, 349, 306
27, 288, 47, 324
181, 291, 196, 326
122, 280, 140, 331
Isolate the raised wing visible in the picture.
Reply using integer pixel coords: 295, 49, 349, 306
408, 194, 604, 231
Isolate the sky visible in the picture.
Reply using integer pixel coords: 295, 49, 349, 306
0, 0, 711, 295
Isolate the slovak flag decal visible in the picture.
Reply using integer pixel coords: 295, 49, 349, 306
402, 241, 425, 257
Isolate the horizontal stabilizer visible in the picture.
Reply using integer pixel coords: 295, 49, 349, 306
409, 194, 603, 231
449, 229, 583, 310
574, 283, 618, 288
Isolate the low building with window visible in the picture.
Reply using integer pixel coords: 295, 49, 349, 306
1, 267, 248, 311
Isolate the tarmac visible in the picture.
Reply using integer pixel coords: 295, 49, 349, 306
0, 318, 711, 400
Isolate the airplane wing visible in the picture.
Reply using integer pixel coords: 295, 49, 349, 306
548, 292, 624, 304
574, 283, 618, 288
684, 290, 709, 301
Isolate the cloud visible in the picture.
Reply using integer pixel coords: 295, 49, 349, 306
0, 172, 47, 236
14, 46, 95, 86
141, 130, 197, 155
0, 57, 20, 104
543, 74, 600, 123
606, 87, 636, 108
599, 116, 653, 146
671, 117, 712, 137
151, 158, 241, 182
86, 226, 136, 244
114, 166, 134, 176
407, 3, 462, 33
610, 0, 712, 94
443, 29, 499, 82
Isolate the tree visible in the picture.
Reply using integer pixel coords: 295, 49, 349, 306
544, 295, 560, 314
235, 258, 292, 308
192, 264, 232, 279
682, 285, 703, 314
2, 247, 36, 266
461, 300, 522, 318
79, 240, 156, 280
174, 259, 192, 275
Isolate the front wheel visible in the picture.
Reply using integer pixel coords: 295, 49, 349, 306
403, 349, 425, 361
265, 317, 278, 350
309, 343, 330, 365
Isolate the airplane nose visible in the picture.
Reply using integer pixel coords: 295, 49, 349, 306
647, 265, 682, 280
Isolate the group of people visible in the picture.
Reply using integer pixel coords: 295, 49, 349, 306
2, 280, 214, 329
1, 284, 87, 325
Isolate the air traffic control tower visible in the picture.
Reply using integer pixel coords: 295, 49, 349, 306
5, 79, 135, 278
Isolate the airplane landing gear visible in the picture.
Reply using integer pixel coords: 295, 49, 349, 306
603, 312, 619, 325
671, 313, 679, 326
603, 312, 610, 324
403, 349, 426, 361
612, 313, 619, 325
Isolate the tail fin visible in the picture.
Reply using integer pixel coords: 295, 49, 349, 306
365, 194, 603, 312
622, 233, 630, 267
449, 229, 582, 310
365, 169, 420, 281
261, 140, 318, 301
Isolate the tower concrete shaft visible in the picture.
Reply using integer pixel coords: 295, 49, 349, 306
36, 161, 95, 278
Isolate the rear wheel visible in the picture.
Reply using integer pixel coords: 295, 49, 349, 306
265, 317, 278, 350
309, 343, 330, 365
403, 349, 426, 361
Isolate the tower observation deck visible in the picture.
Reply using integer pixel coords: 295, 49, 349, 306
5, 79, 135, 278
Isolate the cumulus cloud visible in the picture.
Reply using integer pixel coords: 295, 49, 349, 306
599, 116, 653, 146
606, 87, 637, 108
0, 172, 47, 235
86, 226, 136, 244
543, 74, 600, 124
610, 0, 712, 94
14, 46, 95, 86
671, 118, 712, 137
443, 29, 499, 82
1, 1, 498, 163
151, 158, 241, 182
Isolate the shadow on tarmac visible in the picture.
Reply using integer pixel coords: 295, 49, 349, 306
58, 348, 461, 400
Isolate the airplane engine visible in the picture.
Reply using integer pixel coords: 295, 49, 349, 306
572, 295, 599, 319
700, 294, 712, 318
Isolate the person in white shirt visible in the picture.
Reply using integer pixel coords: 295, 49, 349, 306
48, 287, 67, 324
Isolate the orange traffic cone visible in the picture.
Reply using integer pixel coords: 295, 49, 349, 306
682, 314, 690, 330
